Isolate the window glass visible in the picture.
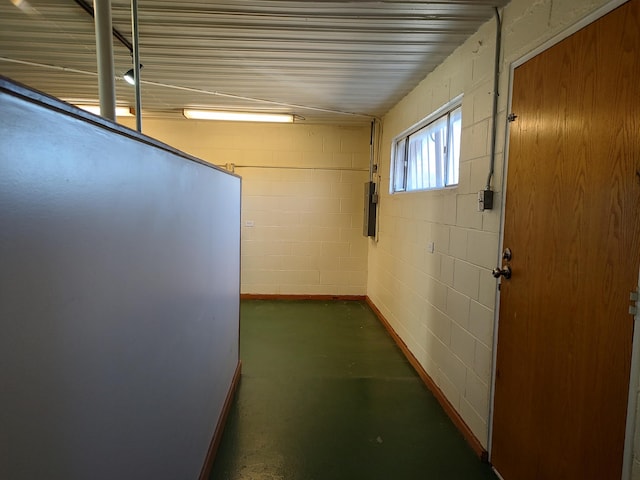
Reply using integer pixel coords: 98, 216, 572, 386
406, 116, 447, 190
390, 101, 462, 193
447, 106, 462, 186
393, 137, 407, 192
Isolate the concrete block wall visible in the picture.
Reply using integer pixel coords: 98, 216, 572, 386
120, 0, 640, 469
120, 118, 371, 296
367, 0, 621, 449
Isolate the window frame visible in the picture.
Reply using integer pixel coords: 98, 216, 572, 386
390, 95, 463, 194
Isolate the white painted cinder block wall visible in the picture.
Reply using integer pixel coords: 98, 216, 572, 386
120, 119, 371, 296
122, 0, 640, 470
367, 0, 633, 456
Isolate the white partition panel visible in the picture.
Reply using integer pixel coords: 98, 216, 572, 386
0, 78, 240, 480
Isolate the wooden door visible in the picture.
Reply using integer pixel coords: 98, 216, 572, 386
491, 2, 640, 479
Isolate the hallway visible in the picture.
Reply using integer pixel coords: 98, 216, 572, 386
210, 300, 497, 479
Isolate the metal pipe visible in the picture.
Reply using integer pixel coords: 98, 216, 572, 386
93, 0, 116, 121
230, 165, 367, 172
131, 0, 142, 132
369, 120, 375, 182
485, 7, 502, 190
74, 0, 133, 53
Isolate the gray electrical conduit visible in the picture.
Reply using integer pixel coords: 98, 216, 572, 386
486, 7, 503, 191
369, 120, 376, 182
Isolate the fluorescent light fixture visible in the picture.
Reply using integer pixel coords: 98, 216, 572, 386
183, 109, 294, 123
10, 0, 36, 14
76, 105, 134, 117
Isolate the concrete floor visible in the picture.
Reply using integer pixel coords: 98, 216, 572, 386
210, 299, 497, 480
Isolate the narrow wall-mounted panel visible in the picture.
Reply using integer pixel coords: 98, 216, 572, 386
363, 181, 377, 237
0, 78, 241, 480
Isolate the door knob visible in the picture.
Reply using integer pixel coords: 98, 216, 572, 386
492, 265, 512, 279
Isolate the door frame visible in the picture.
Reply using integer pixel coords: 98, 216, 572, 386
487, 1, 640, 478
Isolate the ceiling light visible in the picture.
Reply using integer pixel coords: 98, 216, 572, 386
124, 70, 135, 85
124, 64, 143, 85
10, 0, 36, 14
76, 105, 133, 117
183, 109, 294, 123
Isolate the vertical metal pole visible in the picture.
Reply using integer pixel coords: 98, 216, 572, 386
93, 0, 116, 121
622, 276, 640, 479
131, 0, 142, 132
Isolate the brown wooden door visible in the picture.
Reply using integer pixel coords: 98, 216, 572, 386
491, 2, 640, 479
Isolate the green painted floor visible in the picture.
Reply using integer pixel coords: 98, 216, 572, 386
210, 300, 497, 480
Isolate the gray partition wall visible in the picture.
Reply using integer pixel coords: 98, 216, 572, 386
0, 78, 241, 480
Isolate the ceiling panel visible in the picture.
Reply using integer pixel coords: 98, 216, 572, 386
0, 0, 507, 124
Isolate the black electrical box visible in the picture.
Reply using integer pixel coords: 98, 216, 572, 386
478, 189, 494, 211
363, 181, 377, 237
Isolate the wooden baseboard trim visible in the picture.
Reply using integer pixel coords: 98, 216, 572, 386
241, 293, 366, 301
198, 360, 242, 480
365, 296, 488, 462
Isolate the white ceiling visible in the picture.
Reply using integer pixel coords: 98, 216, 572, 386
0, 0, 507, 124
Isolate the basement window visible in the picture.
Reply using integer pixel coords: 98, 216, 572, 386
390, 98, 462, 193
